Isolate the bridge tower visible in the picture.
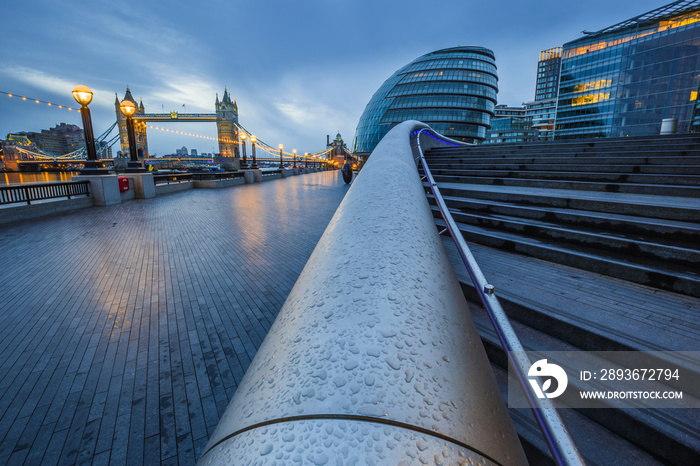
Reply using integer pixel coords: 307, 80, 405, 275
115, 87, 149, 157
215, 89, 239, 159
327, 131, 348, 165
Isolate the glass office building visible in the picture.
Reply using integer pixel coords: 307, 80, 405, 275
555, 0, 700, 139
353, 46, 498, 153
535, 47, 562, 102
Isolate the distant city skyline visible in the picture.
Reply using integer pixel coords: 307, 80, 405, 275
1, 0, 668, 156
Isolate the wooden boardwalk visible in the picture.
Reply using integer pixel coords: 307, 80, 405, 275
0, 171, 348, 465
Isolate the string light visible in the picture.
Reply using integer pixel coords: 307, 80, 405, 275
3, 89, 334, 161
148, 122, 333, 160
1, 90, 75, 112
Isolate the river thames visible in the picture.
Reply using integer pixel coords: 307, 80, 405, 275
1, 171, 80, 185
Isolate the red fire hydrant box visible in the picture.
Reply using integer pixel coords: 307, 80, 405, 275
118, 176, 130, 192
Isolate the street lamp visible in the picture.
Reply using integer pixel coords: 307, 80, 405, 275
72, 85, 105, 175
250, 135, 258, 168
240, 133, 248, 168
293, 149, 297, 169
119, 99, 145, 172
278, 144, 284, 169
304, 152, 308, 168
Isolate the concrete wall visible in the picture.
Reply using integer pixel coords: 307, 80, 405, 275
259, 172, 282, 181
197, 121, 527, 465
154, 182, 194, 196
0, 197, 93, 225
119, 186, 136, 202
193, 178, 245, 189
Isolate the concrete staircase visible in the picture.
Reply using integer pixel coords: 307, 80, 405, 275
421, 134, 700, 465
425, 135, 700, 298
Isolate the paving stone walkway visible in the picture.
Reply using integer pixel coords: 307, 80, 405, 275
0, 171, 348, 465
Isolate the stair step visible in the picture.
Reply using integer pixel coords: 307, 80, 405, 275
431, 195, 700, 243
435, 217, 700, 297
425, 162, 700, 174
430, 174, 700, 197
432, 183, 700, 222
426, 134, 700, 157
429, 169, 700, 185
444, 239, 700, 352
426, 154, 700, 165
430, 205, 700, 267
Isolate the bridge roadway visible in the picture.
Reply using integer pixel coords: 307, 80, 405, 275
0, 170, 348, 464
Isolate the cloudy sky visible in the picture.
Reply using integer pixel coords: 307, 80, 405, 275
1, 0, 666, 156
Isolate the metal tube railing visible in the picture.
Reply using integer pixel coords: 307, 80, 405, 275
414, 128, 586, 466
197, 121, 528, 465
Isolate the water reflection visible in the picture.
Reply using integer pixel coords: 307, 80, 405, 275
2, 172, 80, 186
230, 171, 343, 265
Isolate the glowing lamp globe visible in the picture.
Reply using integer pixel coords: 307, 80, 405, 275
72, 85, 93, 106
119, 99, 137, 118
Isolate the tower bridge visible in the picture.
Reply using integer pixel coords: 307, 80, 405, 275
115, 86, 239, 159
4, 86, 336, 171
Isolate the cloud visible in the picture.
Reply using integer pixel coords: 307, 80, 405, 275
137, 67, 223, 113
276, 100, 336, 127
1, 66, 116, 109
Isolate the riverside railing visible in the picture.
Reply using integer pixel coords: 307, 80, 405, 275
153, 171, 257, 185
0, 180, 90, 206
191, 171, 246, 181
152, 173, 194, 185
197, 121, 528, 465
414, 127, 585, 466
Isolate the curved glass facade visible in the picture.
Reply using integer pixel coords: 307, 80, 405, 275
353, 46, 498, 153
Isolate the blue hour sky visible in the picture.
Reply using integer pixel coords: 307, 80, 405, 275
1, 0, 667, 156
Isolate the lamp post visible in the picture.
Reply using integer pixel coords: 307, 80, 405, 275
304, 152, 308, 168
240, 133, 248, 168
293, 149, 297, 169
278, 144, 284, 169
119, 99, 145, 172
72, 85, 105, 175
250, 136, 258, 168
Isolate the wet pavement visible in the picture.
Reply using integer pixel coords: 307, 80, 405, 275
0, 170, 348, 465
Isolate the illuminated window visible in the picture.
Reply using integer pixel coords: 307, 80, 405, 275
571, 92, 611, 107
573, 79, 612, 93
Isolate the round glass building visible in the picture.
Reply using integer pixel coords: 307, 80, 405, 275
353, 46, 498, 153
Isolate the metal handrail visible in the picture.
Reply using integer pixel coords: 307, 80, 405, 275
414, 128, 586, 466
197, 121, 529, 465
0, 180, 90, 206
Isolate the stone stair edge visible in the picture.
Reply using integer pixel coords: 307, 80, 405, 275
439, 207, 700, 265
431, 175, 700, 197
430, 170, 700, 185
428, 195, 700, 240
436, 218, 700, 297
